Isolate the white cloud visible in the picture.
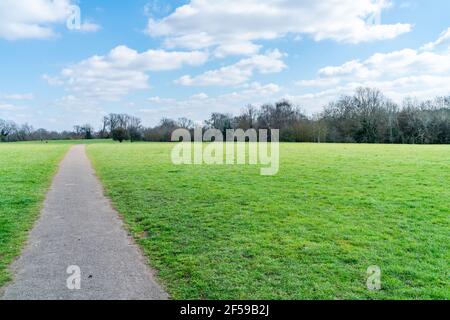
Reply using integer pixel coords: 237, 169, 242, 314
191, 92, 209, 100
78, 21, 101, 33
148, 96, 176, 104
0, 100, 29, 116
0, 0, 100, 40
0, 95, 33, 120
142, 82, 281, 123
46, 45, 209, 100
421, 27, 450, 51
214, 42, 262, 58
313, 49, 450, 81
1, 93, 34, 100
295, 29, 450, 111
144, 0, 172, 16
52, 95, 104, 115
239, 82, 281, 96
176, 50, 286, 86
146, 0, 412, 56
291, 75, 450, 114
0, 103, 20, 111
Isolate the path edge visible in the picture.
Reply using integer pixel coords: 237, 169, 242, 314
84, 144, 171, 299
0, 144, 73, 297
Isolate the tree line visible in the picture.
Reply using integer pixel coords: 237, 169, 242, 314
1, 88, 449, 144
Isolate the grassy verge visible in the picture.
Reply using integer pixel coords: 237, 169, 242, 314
0, 143, 70, 286
88, 143, 450, 299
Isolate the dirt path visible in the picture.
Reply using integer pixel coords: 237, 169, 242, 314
1, 145, 168, 300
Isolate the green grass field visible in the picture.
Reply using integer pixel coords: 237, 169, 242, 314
0, 143, 70, 286
87, 143, 450, 299
1, 142, 448, 299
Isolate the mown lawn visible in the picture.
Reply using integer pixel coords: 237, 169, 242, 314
0, 143, 70, 286
87, 143, 450, 300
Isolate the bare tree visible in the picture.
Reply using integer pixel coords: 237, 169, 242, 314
0, 119, 17, 142
177, 117, 194, 129
205, 113, 234, 135
127, 116, 142, 142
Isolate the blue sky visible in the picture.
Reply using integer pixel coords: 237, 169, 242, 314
1, 0, 450, 130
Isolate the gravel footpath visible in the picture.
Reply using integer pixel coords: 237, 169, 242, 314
1, 145, 168, 300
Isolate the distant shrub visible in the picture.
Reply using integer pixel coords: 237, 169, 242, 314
112, 127, 128, 143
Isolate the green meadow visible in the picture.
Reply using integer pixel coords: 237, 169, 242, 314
86, 143, 450, 299
0, 142, 449, 299
0, 143, 70, 286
